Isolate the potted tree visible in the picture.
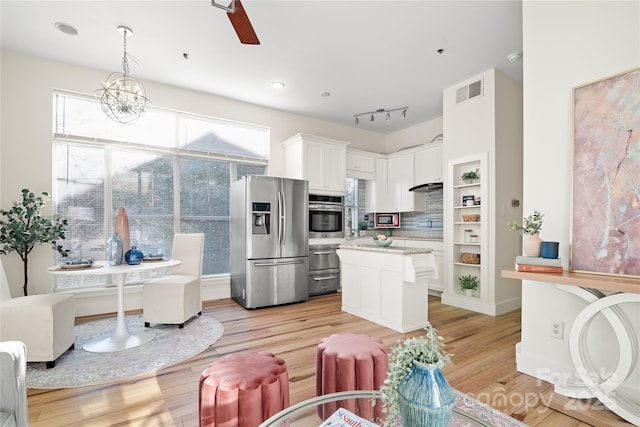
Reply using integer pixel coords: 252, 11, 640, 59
358, 221, 369, 237
380, 324, 453, 426
458, 274, 479, 296
510, 209, 544, 256
461, 168, 480, 184
0, 189, 68, 296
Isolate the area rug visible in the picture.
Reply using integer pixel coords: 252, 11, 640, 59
26, 314, 224, 389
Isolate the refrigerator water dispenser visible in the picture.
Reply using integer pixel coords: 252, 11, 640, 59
252, 202, 270, 234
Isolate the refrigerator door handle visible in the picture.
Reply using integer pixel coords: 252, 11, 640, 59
313, 251, 335, 255
277, 191, 283, 245
281, 190, 286, 244
253, 259, 306, 267
313, 275, 338, 281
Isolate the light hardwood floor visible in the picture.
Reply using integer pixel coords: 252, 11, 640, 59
26, 293, 606, 426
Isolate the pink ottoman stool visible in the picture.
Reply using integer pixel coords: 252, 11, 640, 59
316, 333, 388, 421
199, 352, 290, 427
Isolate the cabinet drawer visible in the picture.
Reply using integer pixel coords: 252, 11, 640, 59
308, 268, 341, 295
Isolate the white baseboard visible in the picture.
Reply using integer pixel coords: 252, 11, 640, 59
65, 275, 230, 317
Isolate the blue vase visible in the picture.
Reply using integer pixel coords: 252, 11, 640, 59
398, 362, 455, 427
124, 246, 143, 265
106, 233, 124, 265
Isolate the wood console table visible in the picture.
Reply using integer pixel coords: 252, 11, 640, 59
502, 269, 640, 425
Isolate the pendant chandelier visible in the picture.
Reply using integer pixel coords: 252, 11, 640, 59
96, 26, 148, 125
354, 107, 408, 126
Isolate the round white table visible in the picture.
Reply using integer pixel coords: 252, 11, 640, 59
48, 259, 180, 353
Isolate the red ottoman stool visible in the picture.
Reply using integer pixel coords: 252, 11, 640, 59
199, 352, 290, 427
316, 333, 388, 421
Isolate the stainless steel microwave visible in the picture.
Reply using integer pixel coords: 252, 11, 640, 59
308, 194, 344, 238
374, 212, 400, 228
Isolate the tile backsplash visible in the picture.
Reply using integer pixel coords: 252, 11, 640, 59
368, 187, 443, 240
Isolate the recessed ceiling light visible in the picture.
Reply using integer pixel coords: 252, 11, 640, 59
54, 22, 78, 35
271, 81, 285, 89
321, 92, 331, 97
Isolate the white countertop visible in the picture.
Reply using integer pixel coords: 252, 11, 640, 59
338, 243, 432, 254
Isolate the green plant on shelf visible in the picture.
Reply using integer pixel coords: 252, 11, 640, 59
461, 168, 480, 183
358, 221, 368, 231
458, 274, 479, 291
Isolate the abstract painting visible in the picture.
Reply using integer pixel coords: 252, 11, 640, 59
571, 67, 640, 277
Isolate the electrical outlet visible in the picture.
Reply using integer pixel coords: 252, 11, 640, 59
550, 320, 564, 339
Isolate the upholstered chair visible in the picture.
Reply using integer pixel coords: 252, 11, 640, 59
0, 341, 27, 427
143, 233, 205, 329
0, 261, 75, 369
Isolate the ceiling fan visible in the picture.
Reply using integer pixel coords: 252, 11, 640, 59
211, 0, 260, 45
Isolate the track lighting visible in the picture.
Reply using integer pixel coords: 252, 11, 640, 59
354, 107, 408, 126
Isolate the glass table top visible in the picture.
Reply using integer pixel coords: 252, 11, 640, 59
259, 390, 496, 427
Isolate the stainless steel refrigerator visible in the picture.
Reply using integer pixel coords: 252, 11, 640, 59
230, 175, 309, 308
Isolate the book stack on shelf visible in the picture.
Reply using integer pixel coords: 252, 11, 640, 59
515, 256, 563, 273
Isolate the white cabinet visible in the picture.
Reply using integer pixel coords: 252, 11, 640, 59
414, 142, 443, 184
337, 245, 435, 333
399, 240, 444, 293
345, 238, 444, 293
387, 152, 423, 212
282, 133, 349, 196
346, 149, 376, 180
365, 157, 388, 213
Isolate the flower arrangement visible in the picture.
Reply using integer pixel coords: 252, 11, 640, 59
510, 210, 544, 236
380, 324, 452, 426
373, 233, 389, 241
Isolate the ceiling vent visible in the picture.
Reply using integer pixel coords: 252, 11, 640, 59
456, 78, 483, 103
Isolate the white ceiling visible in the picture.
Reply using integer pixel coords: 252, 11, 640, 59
0, 0, 523, 134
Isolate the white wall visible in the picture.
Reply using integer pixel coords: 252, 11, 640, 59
520, 0, 639, 401
442, 68, 523, 315
0, 50, 387, 296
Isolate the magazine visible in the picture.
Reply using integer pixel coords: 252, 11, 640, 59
319, 408, 379, 427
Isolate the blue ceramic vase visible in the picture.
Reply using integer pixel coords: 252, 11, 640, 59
106, 233, 124, 265
398, 362, 455, 427
124, 246, 143, 265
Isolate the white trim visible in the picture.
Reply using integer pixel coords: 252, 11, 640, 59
64, 275, 230, 317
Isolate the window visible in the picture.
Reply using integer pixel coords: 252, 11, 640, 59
53, 92, 268, 289
345, 178, 367, 236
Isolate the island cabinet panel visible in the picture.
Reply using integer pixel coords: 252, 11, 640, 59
337, 244, 435, 333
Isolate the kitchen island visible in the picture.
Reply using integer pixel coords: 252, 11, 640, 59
337, 243, 436, 333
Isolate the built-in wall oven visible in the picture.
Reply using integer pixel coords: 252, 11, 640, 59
308, 244, 340, 295
308, 194, 344, 238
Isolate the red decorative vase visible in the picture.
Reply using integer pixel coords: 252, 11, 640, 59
114, 207, 130, 264
523, 234, 542, 257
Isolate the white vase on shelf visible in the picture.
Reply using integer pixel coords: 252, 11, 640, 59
523, 234, 542, 257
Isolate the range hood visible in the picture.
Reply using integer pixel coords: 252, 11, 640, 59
409, 182, 443, 192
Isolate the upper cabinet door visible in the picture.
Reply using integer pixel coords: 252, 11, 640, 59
346, 151, 376, 180
305, 141, 324, 189
323, 143, 347, 193
387, 153, 414, 212
282, 133, 349, 196
414, 142, 443, 185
